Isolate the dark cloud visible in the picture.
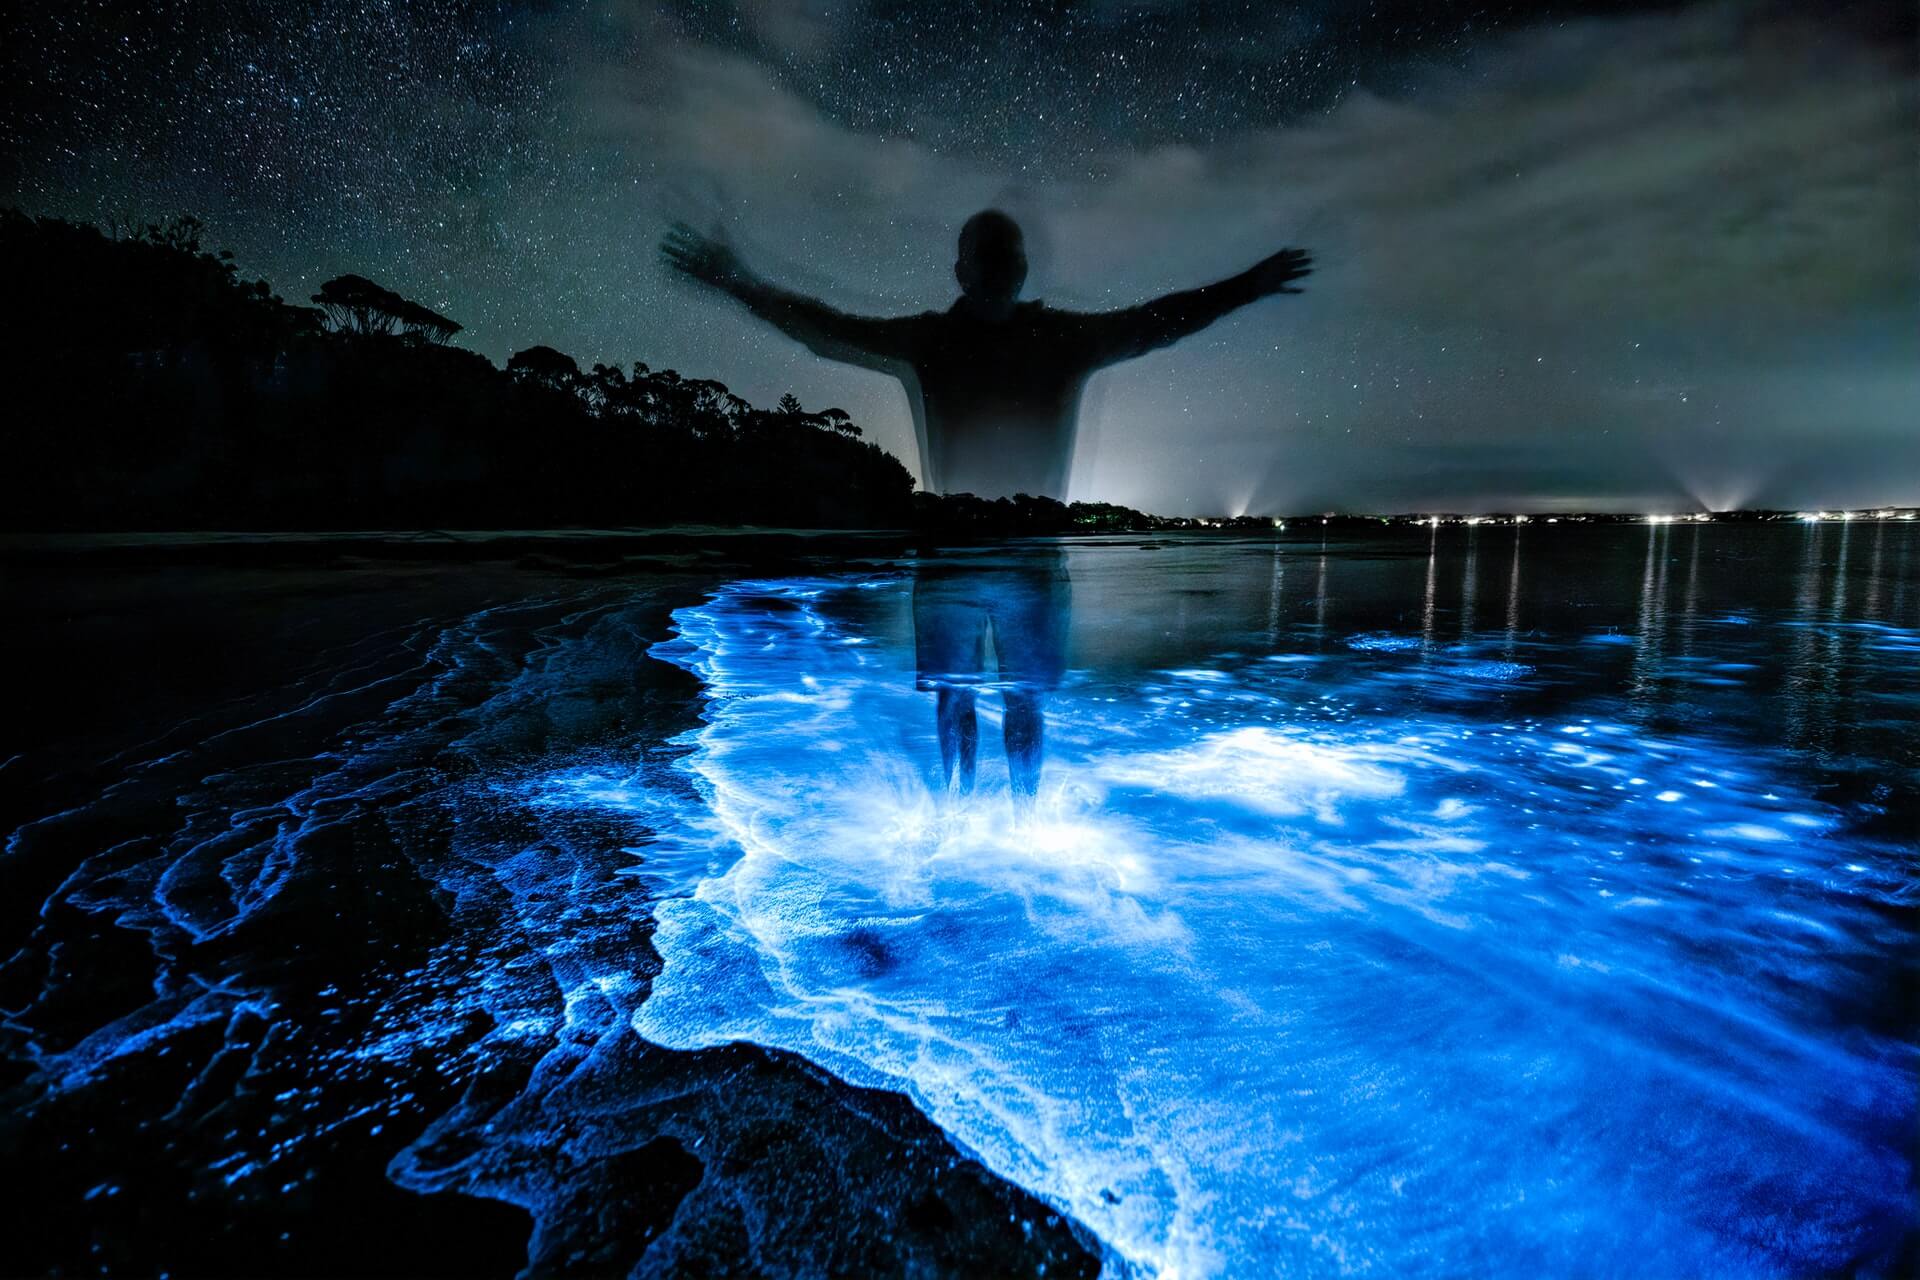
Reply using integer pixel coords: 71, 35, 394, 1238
661, 0, 1721, 160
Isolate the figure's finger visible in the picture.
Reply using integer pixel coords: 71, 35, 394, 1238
662, 227, 710, 257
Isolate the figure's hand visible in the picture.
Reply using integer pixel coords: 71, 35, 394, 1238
1247, 246, 1314, 295
660, 221, 746, 291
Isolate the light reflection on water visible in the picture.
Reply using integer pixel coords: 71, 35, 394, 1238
9, 527, 1914, 1276
559, 528, 1916, 1279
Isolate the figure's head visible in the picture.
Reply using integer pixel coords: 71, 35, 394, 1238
955, 209, 1027, 312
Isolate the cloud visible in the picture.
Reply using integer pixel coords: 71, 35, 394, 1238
543, 0, 1917, 511
1043, 4, 1915, 322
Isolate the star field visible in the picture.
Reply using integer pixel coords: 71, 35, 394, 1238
3, 0, 1915, 512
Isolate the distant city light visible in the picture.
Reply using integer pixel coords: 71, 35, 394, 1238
1264, 509, 1915, 527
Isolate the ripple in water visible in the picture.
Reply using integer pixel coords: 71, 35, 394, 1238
534, 576, 1918, 1279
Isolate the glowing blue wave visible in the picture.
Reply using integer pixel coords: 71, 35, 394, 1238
588, 575, 1916, 1279
12, 546, 1913, 1275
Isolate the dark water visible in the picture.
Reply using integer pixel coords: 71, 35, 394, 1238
2, 523, 1915, 1277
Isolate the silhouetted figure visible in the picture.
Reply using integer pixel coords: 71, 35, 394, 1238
662, 209, 1310, 800
660, 210, 1311, 500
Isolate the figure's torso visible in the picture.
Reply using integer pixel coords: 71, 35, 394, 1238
908, 302, 1095, 501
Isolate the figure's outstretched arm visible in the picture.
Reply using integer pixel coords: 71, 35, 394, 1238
1083, 246, 1313, 367
659, 222, 914, 372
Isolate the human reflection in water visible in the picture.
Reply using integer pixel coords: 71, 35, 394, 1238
911, 549, 1070, 803
662, 208, 1308, 802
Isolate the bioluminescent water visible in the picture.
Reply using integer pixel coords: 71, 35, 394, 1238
4, 525, 1915, 1277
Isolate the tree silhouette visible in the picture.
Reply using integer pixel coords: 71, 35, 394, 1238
392, 297, 461, 344
819, 408, 860, 437
311, 274, 461, 342
312, 274, 403, 335
507, 344, 581, 389
0, 210, 925, 532
143, 215, 205, 253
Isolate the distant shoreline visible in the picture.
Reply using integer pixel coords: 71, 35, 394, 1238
6, 512, 1915, 571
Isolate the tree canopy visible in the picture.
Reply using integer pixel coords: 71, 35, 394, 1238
312, 274, 461, 342
0, 210, 916, 531
506, 345, 581, 387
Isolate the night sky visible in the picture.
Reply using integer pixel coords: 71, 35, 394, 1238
4, 0, 1915, 514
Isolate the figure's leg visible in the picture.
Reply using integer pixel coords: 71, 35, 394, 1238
1002, 687, 1045, 803
985, 561, 1065, 809
936, 686, 979, 795
914, 565, 988, 800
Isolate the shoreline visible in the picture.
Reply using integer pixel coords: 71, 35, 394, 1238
1, 561, 1106, 1277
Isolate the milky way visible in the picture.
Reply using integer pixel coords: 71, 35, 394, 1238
4, 0, 1915, 512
